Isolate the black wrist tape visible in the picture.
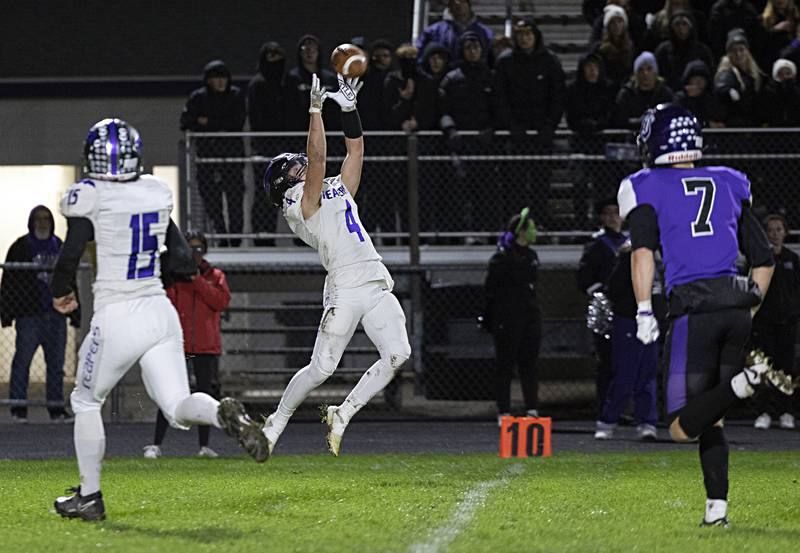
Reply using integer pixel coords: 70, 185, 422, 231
341, 109, 363, 139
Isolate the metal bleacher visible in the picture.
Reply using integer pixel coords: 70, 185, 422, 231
436, 0, 591, 75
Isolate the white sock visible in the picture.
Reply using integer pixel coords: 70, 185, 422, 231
74, 411, 105, 496
338, 360, 394, 424
730, 372, 753, 399
705, 499, 728, 522
174, 393, 221, 428
264, 364, 321, 443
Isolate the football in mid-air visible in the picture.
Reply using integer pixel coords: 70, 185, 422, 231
331, 43, 368, 78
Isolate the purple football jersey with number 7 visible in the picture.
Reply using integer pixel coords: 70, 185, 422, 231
618, 166, 752, 292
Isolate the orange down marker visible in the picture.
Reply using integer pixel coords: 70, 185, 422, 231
499, 416, 552, 458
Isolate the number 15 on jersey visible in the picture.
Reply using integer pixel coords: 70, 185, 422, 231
127, 211, 160, 280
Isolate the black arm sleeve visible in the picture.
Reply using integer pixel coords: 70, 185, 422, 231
161, 218, 197, 278
51, 217, 94, 298
738, 202, 774, 268
341, 109, 363, 139
628, 204, 660, 251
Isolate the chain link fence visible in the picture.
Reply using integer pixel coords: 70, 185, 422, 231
0, 263, 91, 420
184, 128, 800, 245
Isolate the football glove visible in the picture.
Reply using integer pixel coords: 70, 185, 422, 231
635, 309, 659, 345
309, 73, 327, 113
327, 74, 363, 112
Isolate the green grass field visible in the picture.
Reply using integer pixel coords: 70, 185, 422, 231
1, 451, 798, 552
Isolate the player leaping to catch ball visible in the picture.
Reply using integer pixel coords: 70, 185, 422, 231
50, 119, 271, 522
619, 103, 794, 527
261, 71, 411, 457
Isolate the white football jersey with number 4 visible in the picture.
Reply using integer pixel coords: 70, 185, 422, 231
283, 175, 392, 291
60, 175, 172, 310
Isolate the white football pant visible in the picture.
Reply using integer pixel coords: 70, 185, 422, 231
265, 282, 411, 443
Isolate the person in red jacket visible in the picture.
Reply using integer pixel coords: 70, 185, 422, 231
143, 230, 231, 458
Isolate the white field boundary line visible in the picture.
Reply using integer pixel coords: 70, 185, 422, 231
410, 464, 525, 553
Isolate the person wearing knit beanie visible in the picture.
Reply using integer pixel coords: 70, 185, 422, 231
772, 58, 797, 82
634, 51, 658, 74
603, 4, 628, 29
725, 28, 749, 52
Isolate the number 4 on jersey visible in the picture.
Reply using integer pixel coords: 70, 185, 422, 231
344, 200, 364, 242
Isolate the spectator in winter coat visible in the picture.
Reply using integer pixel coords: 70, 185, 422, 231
589, 0, 648, 51
416, 0, 493, 68
591, 4, 638, 87
383, 43, 441, 131
281, 35, 338, 131
709, 0, 762, 59
143, 231, 231, 459
713, 28, 764, 126
248, 42, 285, 132
1, 206, 78, 422
757, 58, 800, 126
566, 53, 618, 136
675, 60, 725, 126
614, 51, 675, 128
248, 41, 286, 246
180, 60, 246, 247
751, 215, 800, 431
493, 19, 566, 147
490, 35, 514, 69
646, 0, 709, 51
654, 12, 716, 91
439, 32, 495, 143
758, 0, 800, 70
483, 208, 542, 423
358, 39, 394, 130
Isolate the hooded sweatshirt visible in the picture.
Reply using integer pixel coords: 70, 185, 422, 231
438, 31, 494, 131
654, 12, 715, 91
1, 206, 78, 326
565, 53, 618, 134
415, 6, 493, 68
493, 20, 566, 132
248, 42, 286, 131
180, 60, 246, 132
281, 34, 338, 131
675, 59, 723, 125
359, 39, 394, 130
383, 42, 443, 130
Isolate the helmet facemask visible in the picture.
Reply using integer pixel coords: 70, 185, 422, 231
83, 118, 143, 181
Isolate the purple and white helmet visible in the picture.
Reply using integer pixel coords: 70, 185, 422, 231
83, 118, 143, 181
637, 103, 703, 167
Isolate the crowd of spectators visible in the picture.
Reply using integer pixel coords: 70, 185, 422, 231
186, 0, 800, 140
180, 0, 800, 239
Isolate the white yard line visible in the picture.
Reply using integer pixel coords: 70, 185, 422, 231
410, 464, 524, 553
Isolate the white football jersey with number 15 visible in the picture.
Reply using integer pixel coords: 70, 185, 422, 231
283, 175, 391, 290
60, 175, 172, 310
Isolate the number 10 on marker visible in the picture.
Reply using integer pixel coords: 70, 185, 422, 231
499, 417, 552, 458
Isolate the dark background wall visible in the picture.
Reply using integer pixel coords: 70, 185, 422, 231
1, 1, 414, 80
0, 1, 413, 165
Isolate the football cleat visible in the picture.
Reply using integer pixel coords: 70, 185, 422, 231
54, 487, 106, 522
217, 398, 271, 463
700, 517, 729, 528
197, 446, 219, 458
744, 349, 795, 396
322, 405, 347, 457
143, 445, 161, 459
260, 414, 278, 456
